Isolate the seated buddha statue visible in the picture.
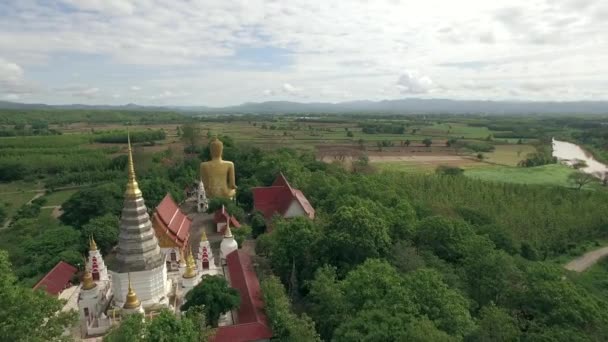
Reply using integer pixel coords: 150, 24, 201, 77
200, 137, 236, 199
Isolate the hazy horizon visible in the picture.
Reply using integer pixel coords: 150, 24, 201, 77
1, 0, 607, 106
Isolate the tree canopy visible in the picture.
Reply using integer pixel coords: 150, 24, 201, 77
181, 276, 240, 327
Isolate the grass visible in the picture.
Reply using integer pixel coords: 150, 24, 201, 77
41, 189, 77, 206
483, 144, 536, 166
465, 164, 578, 186
1, 192, 39, 218
571, 258, 608, 300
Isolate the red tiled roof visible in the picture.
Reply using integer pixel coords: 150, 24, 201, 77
214, 205, 241, 228
153, 194, 192, 247
213, 250, 272, 342
33, 261, 77, 296
252, 173, 315, 220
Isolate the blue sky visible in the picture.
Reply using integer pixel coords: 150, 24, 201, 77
0, 0, 607, 106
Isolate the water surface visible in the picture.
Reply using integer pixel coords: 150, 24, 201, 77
552, 139, 608, 178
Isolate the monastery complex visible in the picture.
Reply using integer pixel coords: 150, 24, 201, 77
34, 136, 315, 341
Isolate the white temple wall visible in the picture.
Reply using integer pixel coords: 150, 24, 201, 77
284, 200, 305, 218
111, 263, 169, 308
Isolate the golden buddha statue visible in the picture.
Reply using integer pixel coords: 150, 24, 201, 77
200, 137, 236, 199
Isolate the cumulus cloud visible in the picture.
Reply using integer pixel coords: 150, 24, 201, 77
0, 1, 606, 104
396, 71, 435, 94
282, 83, 300, 95
0, 58, 39, 96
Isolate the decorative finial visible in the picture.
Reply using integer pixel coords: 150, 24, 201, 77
89, 235, 98, 251
224, 223, 233, 238
125, 129, 142, 199
123, 273, 141, 309
81, 255, 96, 290
182, 249, 197, 279
201, 230, 208, 242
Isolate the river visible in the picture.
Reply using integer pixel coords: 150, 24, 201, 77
552, 139, 608, 179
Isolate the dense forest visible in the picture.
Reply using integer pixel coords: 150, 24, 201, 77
1, 114, 608, 340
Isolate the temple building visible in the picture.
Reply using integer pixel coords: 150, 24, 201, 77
151, 193, 192, 272
220, 224, 238, 264
107, 135, 170, 308
214, 250, 273, 342
33, 261, 78, 296
214, 204, 241, 233
197, 231, 221, 275
78, 239, 113, 337
252, 173, 315, 225
87, 236, 108, 282
197, 180, 209, 213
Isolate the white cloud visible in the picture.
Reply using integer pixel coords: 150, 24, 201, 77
282, 83, 300, 95
0, 0, 606, 104
396, 71, 435, 94
4, 94, 19, 100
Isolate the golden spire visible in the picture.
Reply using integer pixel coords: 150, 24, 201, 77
89, 235, 98, 251
182, 248, 197, 279
201, 230, 208, 242
123, 273, 141, 309
82, 268, 97, 290
125, 130, 142, 199
224, 223, 233, 238
81, 255, 97, 290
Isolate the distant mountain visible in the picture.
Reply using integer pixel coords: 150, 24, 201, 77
0, 100, 173, 111
1, 98, 607, 115
205, 99, 608, 115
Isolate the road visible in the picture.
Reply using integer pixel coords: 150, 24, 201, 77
564, 246, 608, 272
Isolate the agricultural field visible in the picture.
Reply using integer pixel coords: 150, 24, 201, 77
465, 164, 576, 187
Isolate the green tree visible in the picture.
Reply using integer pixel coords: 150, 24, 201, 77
422, 138, 432, 147
61, 183, 123, 228
323, 205, 391, 271
269, 217, 322, 284
250, 211, 267, 238
181, 275, 240, 327
470, 303, 520, 342
415, 216, 476, 262
146, 309, 200, 342
81, 214, 120, 255
404, 268, 475, 336
0, 250, 77, 341
104, 313, 146, 342
139, 176, 184, 208
261, 276, 321, 341
307, 266, 348, 340
232, 224, 251, 248
181, 123, 202, 150
567, 171, 596, 190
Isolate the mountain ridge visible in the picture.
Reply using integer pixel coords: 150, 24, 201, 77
1, 98, 606, 115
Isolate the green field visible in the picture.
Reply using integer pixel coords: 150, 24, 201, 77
465, 164, 578, 187
41, 189, 77, 206
483, 144, 536, 166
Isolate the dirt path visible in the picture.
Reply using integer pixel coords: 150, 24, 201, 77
1, 192, 45, 230
564, 246, 608, 272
